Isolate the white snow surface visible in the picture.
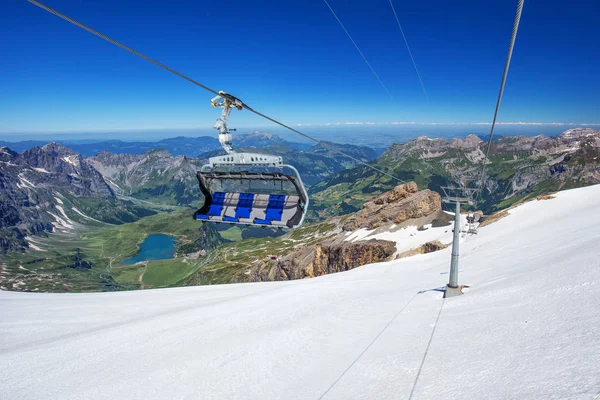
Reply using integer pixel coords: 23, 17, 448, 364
1, 185, 600, 400
32, 167, 50, 174
345, 213, 469, 256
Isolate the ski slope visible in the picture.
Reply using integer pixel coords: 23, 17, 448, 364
1, 185, 599, 400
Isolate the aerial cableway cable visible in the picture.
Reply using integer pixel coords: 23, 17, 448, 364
27, 0, 405, 184
26, 0, 220, 97
478, 0, 525, 193
322, 0, 392, 99
388, 0, 428, 100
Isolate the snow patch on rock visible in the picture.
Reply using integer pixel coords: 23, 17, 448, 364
55, 205, 74, 225
18, 174, 37, 189
47, 211, 74, 230
71, 207, 104, 224
25, 240, 45, 252
345, 214, 467, 256
62, 155, 80, 167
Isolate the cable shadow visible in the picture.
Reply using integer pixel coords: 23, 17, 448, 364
417, 287, 445, 295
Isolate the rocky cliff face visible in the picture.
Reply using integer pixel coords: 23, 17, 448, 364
248, 239, 396, 282
87, 149, 203, 205
0, 144, 153, 252
244, 182, 445, 283
19, 143, 114, 198
342, 182, 442, 231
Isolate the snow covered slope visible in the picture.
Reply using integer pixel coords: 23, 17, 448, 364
1, 185, 599, 400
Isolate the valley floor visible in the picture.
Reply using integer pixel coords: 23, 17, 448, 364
1, 185, 599, 399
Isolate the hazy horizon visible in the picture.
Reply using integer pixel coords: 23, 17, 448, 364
1, 123, 598, 149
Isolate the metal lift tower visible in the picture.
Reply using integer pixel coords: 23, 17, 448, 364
441, 185, 479, 298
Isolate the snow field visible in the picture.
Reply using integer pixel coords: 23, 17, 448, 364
1, 185, 599, 399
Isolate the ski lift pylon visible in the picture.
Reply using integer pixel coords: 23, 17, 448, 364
194, 92, 309, 229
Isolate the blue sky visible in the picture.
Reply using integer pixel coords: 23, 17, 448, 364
1, 0, 599, 137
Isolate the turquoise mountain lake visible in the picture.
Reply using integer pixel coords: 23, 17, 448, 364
122, 234, 176, 265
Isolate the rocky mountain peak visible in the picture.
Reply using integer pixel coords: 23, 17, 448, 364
245, 131, 276, 140
559, 128, 598, 139
342, 182, 442, 231
371, 181, 419, 204
90, 151, 143, 167
464, 134, 484, 145
87, 146, 204, 204
383, 136, 441, 157
0, 146, 18, 161
12, 144, 114, 199
450, 135, 482, 149
145, 148, 173, 159
41, 142, 77, 157
21, 144, 81, 170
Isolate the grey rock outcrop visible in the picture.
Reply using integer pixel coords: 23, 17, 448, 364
342, 182, 442, 231
247, 182, 447, 282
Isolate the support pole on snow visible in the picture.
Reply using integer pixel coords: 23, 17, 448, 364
448, 200, 461, 289
441, 185, 478, 298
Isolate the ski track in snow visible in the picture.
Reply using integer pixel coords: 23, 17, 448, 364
1, 185, 600, 399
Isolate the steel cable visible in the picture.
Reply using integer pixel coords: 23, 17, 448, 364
27, 0, 405, 184
388, 0, 428, 99
322, 0, 392, 99
478, 0, 525, 194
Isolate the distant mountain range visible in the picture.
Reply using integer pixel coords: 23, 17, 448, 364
2, 128, 600, 293
0, 134, 379, 252
87, 139, 380, 205
0, 132, 312, 158
2, 128, 599, 254
310, 128, 600, 219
